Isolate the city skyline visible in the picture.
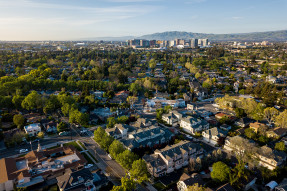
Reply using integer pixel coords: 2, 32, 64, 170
0, 0, 287, 41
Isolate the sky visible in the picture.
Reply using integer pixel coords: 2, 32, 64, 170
0, 0, 286, 41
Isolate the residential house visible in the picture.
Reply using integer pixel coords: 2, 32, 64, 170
219, 124, 231, 131
57, 168, 95, 191
57, 168, 108, 191
24, 123, 41, 137
146, 97, 186, 110
143, 141, 204, 177
249, 122, 268, 133
215, 113, 230, 120
187, 104, 195, 111
235, 117, 254, 128
183, 93, 191, 102
202, 127, 227, 145
44, 121, 57, 133
189, 77, 208, 100
0, 145, 87, 191
266, 127, 287, 139
162, 111, 182, 127
275, 178, 287, 191
177, 173, 204, 191
257, 146, 287, 170
105, 124, 134, 139
180, 116, 209, 135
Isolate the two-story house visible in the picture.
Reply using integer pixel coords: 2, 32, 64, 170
257, 146, 287, 170
180, 116, 209, 135
202, 127, 227, 145
24, 123, 41, 137
162, 111, 182, 127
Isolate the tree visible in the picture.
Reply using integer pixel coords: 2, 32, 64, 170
244, 128, 256, 139
111, 176, 136, 191
229, 136, 259, 167
264, 107, 279, 126
127, 96, 138, 109
94, 127, 105, 143
100, 134, 114, 151
275, 141, 286, 151
12, 95, 25, 109
116, 150, 138, 170
235, 108, 246, 118
186, 183, 206, 191
211, 161, 231, 182
37, 132, 44, 138
229, 161, 250, 188
109, 140, 125, 159
107, 117, 116, 128
276, 110, 287, 128
13, 114, 25, 129
21, 91, 43, 110
57, 122, 68, 132
149, 58, 156, 69
117, 116, 129, 124
202, 78, 212, 89
130, 159, 149, 183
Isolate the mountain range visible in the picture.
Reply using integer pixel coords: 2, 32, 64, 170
83, 30, 287, 42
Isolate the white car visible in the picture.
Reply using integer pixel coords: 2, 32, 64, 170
85, 164, 93, 168
19, 149, 28, 154
186, 135, 193, 140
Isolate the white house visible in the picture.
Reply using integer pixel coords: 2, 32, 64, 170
24, 123, 41, 137
202, 127, 227, 145
180, 116, 209, 135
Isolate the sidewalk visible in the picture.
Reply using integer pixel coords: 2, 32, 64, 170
75, 140, 98, 164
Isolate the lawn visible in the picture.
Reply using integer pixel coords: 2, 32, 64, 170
82, 151, 98, 163
153, 182, 165, 191
82, 152, 95, 164
77, 141, 87, 150
63, 141, 82, 151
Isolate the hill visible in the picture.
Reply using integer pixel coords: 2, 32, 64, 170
140, 30, 287, 41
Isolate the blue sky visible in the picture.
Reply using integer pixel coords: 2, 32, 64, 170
0, 0, 286, 40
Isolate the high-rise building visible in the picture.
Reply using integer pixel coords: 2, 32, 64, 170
175, 39, 185, 45
140, 39, 150, 47
150, 40, 156, 47
190, 38, 198, 48
198, 39, 209, 47
169, 40, 176, 47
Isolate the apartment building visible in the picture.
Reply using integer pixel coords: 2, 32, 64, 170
143, 141, 204, 177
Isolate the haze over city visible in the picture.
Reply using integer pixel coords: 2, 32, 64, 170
0, 0, 287, 41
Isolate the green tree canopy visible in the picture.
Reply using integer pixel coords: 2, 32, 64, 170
211, 161, 231, 182
13, 114, 25, 128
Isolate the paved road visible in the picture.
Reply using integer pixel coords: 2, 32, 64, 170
0, 135, 73, 159
70, 125, 125, 186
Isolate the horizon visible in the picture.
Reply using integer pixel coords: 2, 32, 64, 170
0, 0, 287, 41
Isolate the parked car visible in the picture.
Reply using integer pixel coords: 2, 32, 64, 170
85, 164, 93, 168
19, 149, 28, 154
59, 131, 70, 136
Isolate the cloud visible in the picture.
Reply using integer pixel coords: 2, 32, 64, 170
0, 0, 161, 25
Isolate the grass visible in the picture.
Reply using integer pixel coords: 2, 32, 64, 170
48, 185, 58, 191
77, 141, 87, 150
82, 151, 98, 163
82, 152, 95, 164
153, 182, 165, 191
63, 141, 82, 151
